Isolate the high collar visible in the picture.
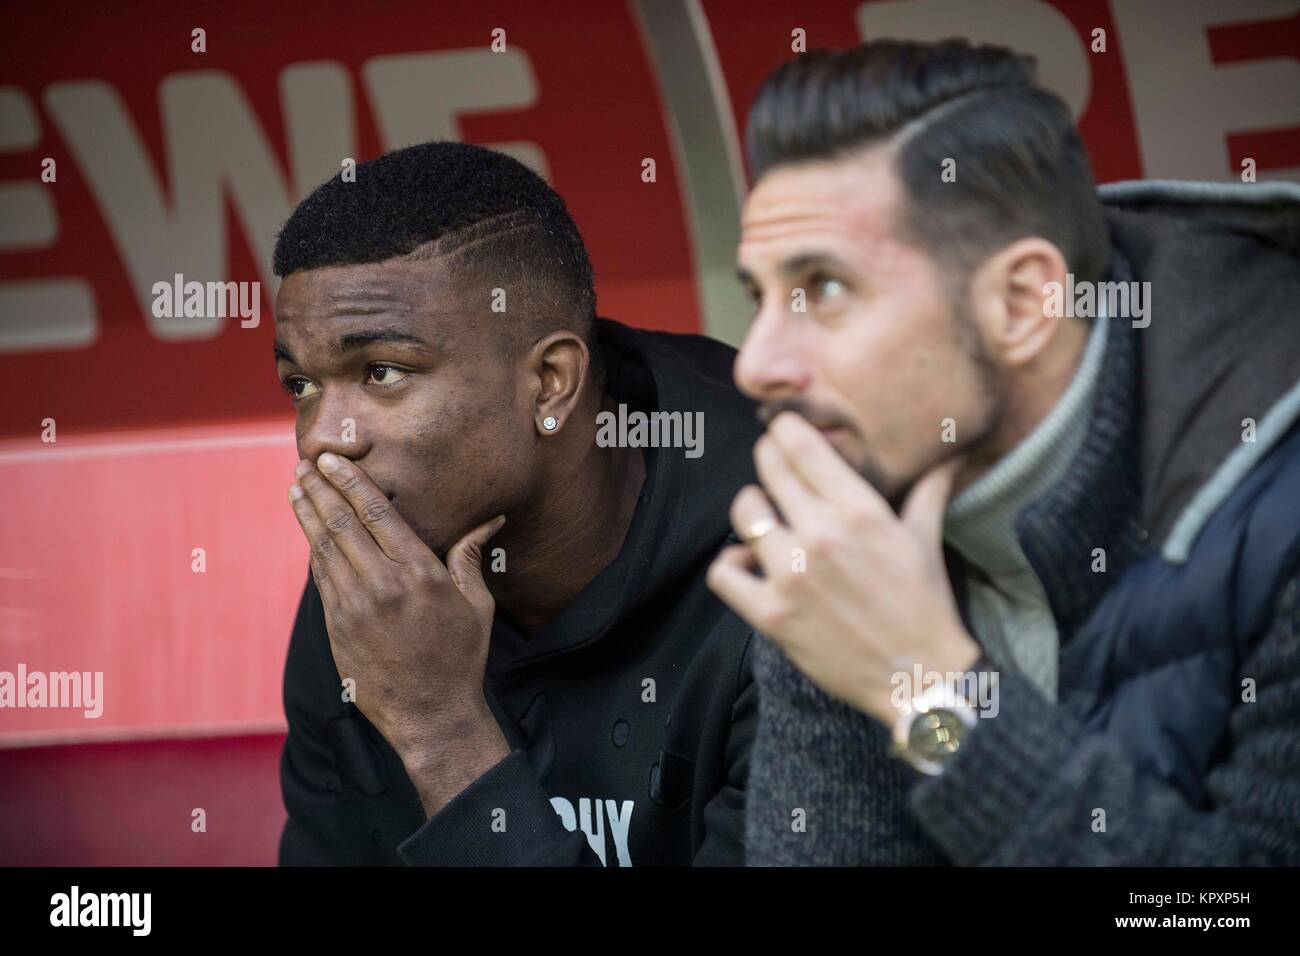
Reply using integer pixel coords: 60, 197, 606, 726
946, 313, 1109, 578
1013, 251, 1148, 642
486, 319, 760, 675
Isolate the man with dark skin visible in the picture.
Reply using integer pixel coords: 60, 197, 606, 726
277, 252, 645, 818
273, 141, 758, 866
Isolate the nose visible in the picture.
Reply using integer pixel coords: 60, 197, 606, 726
295, 389, 372, 465
733, 307, 812, 403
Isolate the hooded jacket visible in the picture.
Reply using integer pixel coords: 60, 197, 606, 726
279, 318, 761, 866
745, 179, 1300, 866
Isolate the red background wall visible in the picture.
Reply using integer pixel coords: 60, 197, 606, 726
1, 0, 1296, 865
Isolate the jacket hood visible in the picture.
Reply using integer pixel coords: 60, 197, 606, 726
486, 318, 760, 671
1101, 180, 1300, 258
1098, 180, 1300, 560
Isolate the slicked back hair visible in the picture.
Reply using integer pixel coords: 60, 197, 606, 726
746, 40, 1112, 295
273, 141, 602, 381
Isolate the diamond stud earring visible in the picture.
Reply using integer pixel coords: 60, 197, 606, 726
542, 416, 558, 431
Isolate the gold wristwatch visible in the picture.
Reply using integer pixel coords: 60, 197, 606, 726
890, 676, 980, 776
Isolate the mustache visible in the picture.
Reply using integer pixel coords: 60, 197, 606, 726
757, 397, 856, 432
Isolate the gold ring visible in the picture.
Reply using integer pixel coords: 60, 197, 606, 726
742, 517, 779, 546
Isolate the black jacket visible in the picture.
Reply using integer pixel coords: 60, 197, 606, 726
279, 318, 762, 866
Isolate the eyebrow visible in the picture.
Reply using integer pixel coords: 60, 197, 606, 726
777, 252, 854, 277
737, 253, 854, 289
335, 329, 434, 354
273, 328, 435, 365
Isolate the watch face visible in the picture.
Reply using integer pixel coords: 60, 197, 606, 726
908, 709, 965, 761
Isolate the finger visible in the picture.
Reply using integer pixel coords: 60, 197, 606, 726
308, 551, 338, 612
292, 479, 340, 609
315, 452, 425, 564
706, 544, 783, 630
729, 484, 795, 575
716, 541, 761, 573
768, 412, 889, 515
753, 432, 833, 532
900, 455, 965, 548
289, 481, 356, 599
446, 514, 506, 634
297, 460, 391, 585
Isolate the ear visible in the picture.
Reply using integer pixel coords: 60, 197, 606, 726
525, 330, 590, 435
971, 237, 1069, 368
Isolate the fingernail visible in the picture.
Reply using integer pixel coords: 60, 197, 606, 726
317, 452, 341, 473
294, 459, 312, 480
288, 484, 304, 502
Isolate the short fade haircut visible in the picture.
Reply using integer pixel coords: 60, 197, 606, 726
746, 39, 1111, 294
273, 141, 601, 377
